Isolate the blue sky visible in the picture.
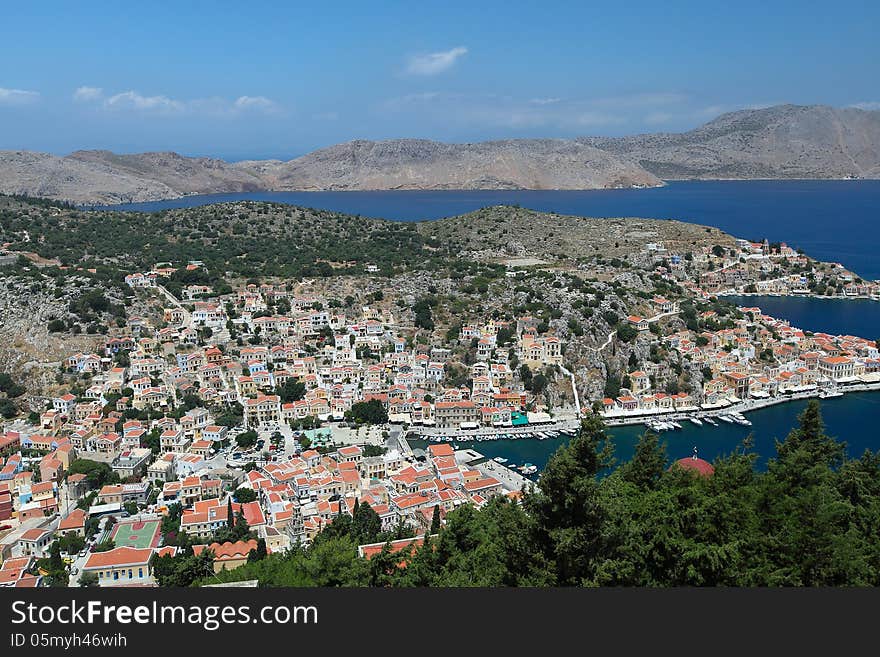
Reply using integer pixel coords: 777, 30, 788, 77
1, 0, 878, 160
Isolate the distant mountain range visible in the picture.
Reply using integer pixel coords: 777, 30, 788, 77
1, 104, 877, 205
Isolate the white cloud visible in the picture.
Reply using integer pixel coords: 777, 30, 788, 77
73, 86, 104, 102
405, 46, 468, 75
850, 101, 880, 111
105, 90, 185, 113
233, 95, 279, 112
74, 87, 281, 117
530, 97, 562, 105
0, 87, 40, 105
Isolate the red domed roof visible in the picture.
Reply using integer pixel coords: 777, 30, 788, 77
671, 456, 715, 477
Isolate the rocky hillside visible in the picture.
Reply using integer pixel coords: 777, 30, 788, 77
1, 104, 878, 204
243, 138, 660, 191
0, 140, 659, 204
420, 205, 734, 262
582, 104, 880, 179
0, 150, 264, 205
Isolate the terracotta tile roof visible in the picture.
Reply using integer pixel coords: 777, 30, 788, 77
84, 547, 154, 569
193, 539, 259, 561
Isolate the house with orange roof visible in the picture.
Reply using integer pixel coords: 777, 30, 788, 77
193, 539, 261, 573
82, 547, 154, 586
58, 508, 87, 537
819, 356, 855, 382
357, 536, 426, 566
17, 528, 52, 557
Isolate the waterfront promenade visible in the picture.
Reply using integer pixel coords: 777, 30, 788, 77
601, 381, 880, 427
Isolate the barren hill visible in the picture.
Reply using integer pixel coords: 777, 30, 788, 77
245, 138, 660, 191
582, 104, 880, 179
1, 104, 878, 204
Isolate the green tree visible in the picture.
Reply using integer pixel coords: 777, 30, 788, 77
430, 505, 442, 535
276, 378, 306, 403
525, 414, 614, 585
248, 538, 268, 563
620, 432, 667, 490
78, 571, 100, 587
347, 399, 388, 425
236, 430, 258, 449
351, 501, 382, 545
233, 488, 258, 503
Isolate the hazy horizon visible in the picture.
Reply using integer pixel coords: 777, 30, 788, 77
2, 1, 879, 160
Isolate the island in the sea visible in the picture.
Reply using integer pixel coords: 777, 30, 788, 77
1, 103, 878, 205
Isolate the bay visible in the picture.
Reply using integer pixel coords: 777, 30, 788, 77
725, 295, 880, 340
410, 391, 880, 476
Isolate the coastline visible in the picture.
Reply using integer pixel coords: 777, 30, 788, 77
716, 290, 880, 301
600, 381, 880, 427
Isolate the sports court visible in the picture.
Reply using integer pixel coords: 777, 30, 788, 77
109, 518, 162, 549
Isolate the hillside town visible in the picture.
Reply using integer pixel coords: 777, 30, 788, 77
2, 213, 880, 588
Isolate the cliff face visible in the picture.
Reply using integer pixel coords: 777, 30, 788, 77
1, 104, 878, 204
581, 104, 880, 179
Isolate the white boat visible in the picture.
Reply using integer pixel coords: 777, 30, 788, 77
718, 415, 734, 423
704, 417, 718, 427
670, 421, 683, 430
493, 456, 508, 464
726, 412, 751, 426
819, 390, 843, 399
689, 417, 703, 426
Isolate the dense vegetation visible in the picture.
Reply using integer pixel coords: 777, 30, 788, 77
0, 198, 447, 282
191, 401, 880, 587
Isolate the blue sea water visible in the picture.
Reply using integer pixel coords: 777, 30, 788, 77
410, 391, 880, 474
725, 295, 880, 341
105, 180, 880, 279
